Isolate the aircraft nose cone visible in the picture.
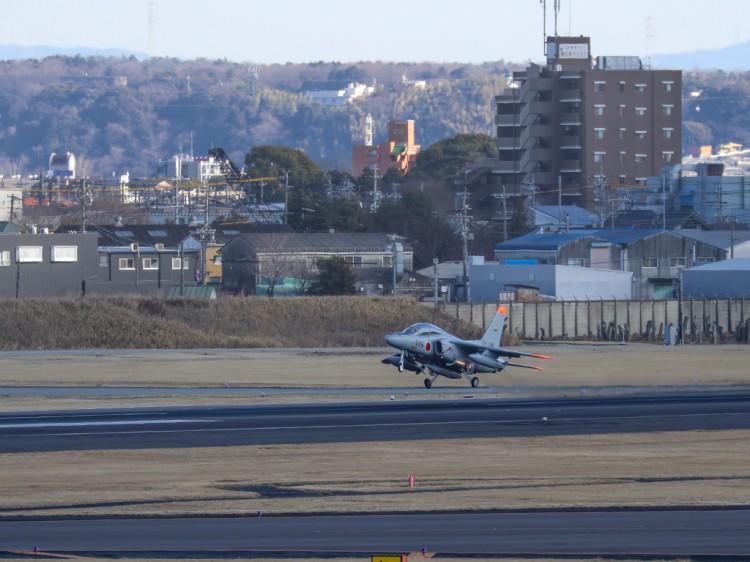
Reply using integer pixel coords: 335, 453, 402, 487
385, 333, 400, 348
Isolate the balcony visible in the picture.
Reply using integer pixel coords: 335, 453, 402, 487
496, 137, 520, 150
559, 136, 582, 149
495, 114, 520, 127
560, 160, 583, 173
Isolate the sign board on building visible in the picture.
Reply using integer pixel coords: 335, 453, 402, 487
558, 43, 589, 59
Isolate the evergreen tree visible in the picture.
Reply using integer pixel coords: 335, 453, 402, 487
309, 256, 356, 295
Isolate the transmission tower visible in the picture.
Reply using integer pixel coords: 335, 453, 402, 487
365, 113, 373, 146
147, 0, 158, 57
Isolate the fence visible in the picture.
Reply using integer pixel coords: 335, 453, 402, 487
447, 298, 750, 344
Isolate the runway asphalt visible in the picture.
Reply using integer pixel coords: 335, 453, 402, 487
3, 509, 750, 557
3, 391, 750, 557
2, 390, 750, 453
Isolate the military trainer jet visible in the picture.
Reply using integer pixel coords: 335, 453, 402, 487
382, 306, 553, 388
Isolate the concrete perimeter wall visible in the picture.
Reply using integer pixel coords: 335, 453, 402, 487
440, 298, 750, 343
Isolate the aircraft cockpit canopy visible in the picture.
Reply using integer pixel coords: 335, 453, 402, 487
402, 323, 446, 336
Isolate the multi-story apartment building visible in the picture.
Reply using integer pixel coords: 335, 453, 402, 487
494, 36, 682, 211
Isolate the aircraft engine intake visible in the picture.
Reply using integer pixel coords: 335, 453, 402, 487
434, 339, 459, 362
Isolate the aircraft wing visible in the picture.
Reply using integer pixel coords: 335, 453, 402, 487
451, 339, 554, 361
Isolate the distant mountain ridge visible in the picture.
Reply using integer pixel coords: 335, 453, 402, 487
0, 44, 147, 60
652, 40, 750, 71
3, 41, 750, 70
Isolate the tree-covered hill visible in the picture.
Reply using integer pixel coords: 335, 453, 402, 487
2, 55, 747, 183
0, 57, 511, 177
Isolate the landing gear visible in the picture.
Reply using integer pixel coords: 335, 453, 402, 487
470, 377, 480, 388
398, 351, 405, 373
424, 378, 432, 389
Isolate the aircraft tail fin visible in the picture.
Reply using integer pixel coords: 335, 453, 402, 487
481, 305, 508, 349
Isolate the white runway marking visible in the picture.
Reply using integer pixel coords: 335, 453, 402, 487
0, 419, 209, 429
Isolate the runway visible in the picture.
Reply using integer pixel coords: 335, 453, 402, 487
3, 509, 750, 557
3, 391, 750, 557
1, 390, 750, 453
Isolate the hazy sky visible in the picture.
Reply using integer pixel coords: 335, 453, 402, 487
3, 0, 747, 64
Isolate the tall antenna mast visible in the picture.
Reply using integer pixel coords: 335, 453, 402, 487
540, 0, 547, 54
540, 0, 562, 54
645, 16, 656, 69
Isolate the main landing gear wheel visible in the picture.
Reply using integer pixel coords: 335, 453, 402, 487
471, 377, 480, 388
424, 378, 433, 389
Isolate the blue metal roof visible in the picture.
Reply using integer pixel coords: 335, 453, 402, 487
531, 205, 599, 225
495, 229, 666, 251
495, 230, 599, 251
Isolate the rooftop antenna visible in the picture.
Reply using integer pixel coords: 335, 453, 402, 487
540, 0, 547, 54
540, 0, 561, 54
645, 15, 655, 69
554, 0, 560, 37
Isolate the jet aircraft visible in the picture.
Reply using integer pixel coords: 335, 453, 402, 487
382, 306, 553, 388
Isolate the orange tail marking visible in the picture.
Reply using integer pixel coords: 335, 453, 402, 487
497, 306, 508, 314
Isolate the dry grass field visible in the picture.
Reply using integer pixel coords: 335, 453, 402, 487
1, 340, 748, 562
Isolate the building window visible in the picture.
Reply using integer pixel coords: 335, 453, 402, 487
143, 257, 159, 270
662, 128, 674, 139
619, 175, 627, 185
662, 104, 674, 116
594, 152, 605, 163
619, 105, 625, 116
670, 257, 686, 268
172, 257, 190, 270
619, 128, 626, 140
662, 151, 674, 162
619, 152, 626, 163
635, 154, 647, 163
695, 256, 714, 264
634, 107, 647, 116
594, 128, 605, 139
642, 257, 657, 268
593, 105, 605, 116
594, 81, 605, 92
51, 245, 78, 263
619, 81, 626, 93
17, 246, 43, 263
568, 258, 586, 267
634, 130, 647, 140
99, 255, 109, 268
0, 251, 10, 267
635, 177, 648, 186
119, 258, 135, 270
662, 81, 674, 92
635, 84, 647, 92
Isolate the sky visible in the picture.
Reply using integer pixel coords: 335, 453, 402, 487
2, 0, 748, 65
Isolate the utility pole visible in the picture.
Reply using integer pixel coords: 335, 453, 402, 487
198, 182, 215, 286
80, 178, 91, 234
372, 166, 379, 212
496, 185, 510, 241
432, 258, 439, 309
282, 170, 291, 225
458, 188, 471, 302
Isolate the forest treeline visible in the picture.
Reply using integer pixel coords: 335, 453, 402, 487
0, 57, 512, 178
3, 56, 745, 180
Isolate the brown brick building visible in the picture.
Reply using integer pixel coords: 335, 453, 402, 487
494, 36, 682, 210
352, 119, 420, 177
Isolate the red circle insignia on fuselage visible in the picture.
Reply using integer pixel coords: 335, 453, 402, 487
425, 341, 431, 352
